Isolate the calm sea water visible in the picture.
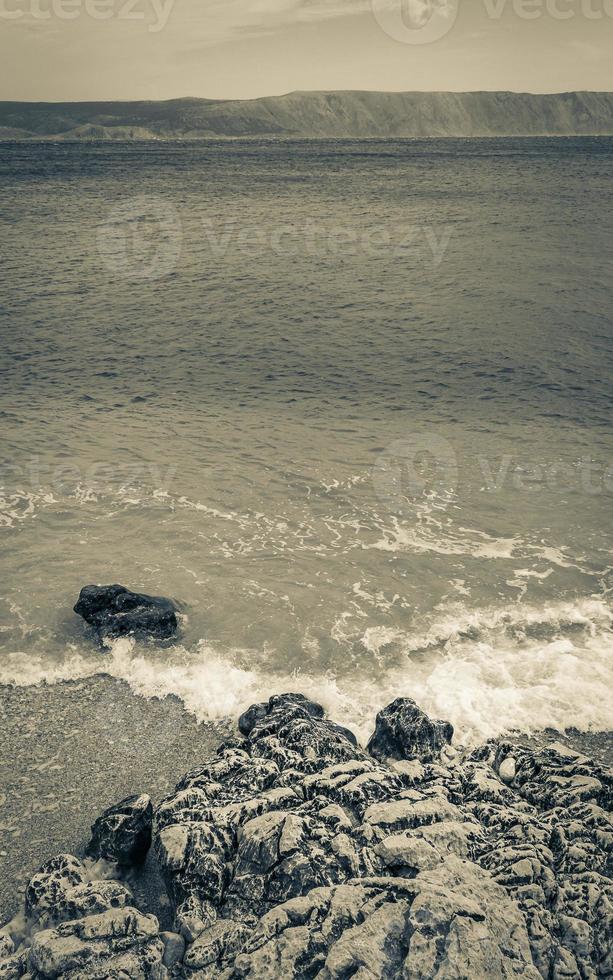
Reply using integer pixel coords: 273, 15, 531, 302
1, 138, 612, 743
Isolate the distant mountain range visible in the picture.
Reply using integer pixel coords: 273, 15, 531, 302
2, 91, 613, 140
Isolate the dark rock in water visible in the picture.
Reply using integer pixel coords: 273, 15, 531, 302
367, 697, 454, 762
86, 794, 153, 866
74, 584, 178, 641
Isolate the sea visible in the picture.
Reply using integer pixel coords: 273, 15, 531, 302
1, 137, 612, 747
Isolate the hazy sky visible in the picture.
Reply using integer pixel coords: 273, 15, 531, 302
1, 0, 612, 100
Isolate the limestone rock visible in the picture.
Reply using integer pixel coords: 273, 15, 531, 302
405, 856, 541, 979
28, 908, 163, 979
9, 694, 612, 979
0, 943, 27, 980
86, 794, 153, 866
160, 932, 185, 971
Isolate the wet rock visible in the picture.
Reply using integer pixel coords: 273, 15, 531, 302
237, 705, 267, 738
366, 697, 454, 763
160, 931, 185, 971
86, 794, 153, 866
467, 738, 613, 978
74, 584, 177, 641
25, 855, 87, 920
150, 694, 542, 977
405, 856, 541, 979
0, 951, 27, 980
499, 755, 517, 784
25, 853, 133, 929
27, 908, 163, 979
10, 695, 613, 979
183, 920, 250, 972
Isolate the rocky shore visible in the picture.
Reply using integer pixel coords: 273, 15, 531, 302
0, 693, 611, 979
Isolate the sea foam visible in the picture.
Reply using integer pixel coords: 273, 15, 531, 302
1, 597, 611, 746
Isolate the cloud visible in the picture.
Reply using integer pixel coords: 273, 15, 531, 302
192, 0, 457, 44
182, 0, 372, 44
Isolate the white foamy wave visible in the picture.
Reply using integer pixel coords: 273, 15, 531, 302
365, 597, 613, 656
0, 638, 367, 740
366, 514, 586, 571
0, 598, 611, 746
0, 488, 57, 528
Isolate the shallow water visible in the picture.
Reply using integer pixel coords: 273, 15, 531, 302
1, 138, 612, 743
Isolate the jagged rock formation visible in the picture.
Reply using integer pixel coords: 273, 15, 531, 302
1, 91, 613, 140
86, 794, 153, 867
0, 695, 611, 979
74, 585, 178, 642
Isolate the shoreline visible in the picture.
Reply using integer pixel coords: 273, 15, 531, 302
1, 673, 610, 928
0, 676, 231, 926
1, 690, 611, 978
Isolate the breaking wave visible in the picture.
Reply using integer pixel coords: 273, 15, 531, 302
1, 597, 611, 746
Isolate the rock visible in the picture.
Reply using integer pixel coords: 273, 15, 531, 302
160, 931, 185, 970
150, 694, 541, 978
0, 951, 27, 980
499, 756, 517, 784
183, 920, 250, 971
86, 794, 153, 866
366, 698, 454, 763
74, 584, 177, 641
27, 908, 163, 979
9, 694, 613, 979
405, 856, 541, 979
26, 855, 84, 922
237, 705, 267, 738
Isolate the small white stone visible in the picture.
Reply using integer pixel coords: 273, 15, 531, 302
498, 757, 517, 784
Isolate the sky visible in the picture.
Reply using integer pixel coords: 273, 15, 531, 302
1, 0, 612, 101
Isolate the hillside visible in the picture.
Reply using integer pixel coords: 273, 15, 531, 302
1, 90, 613, 139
